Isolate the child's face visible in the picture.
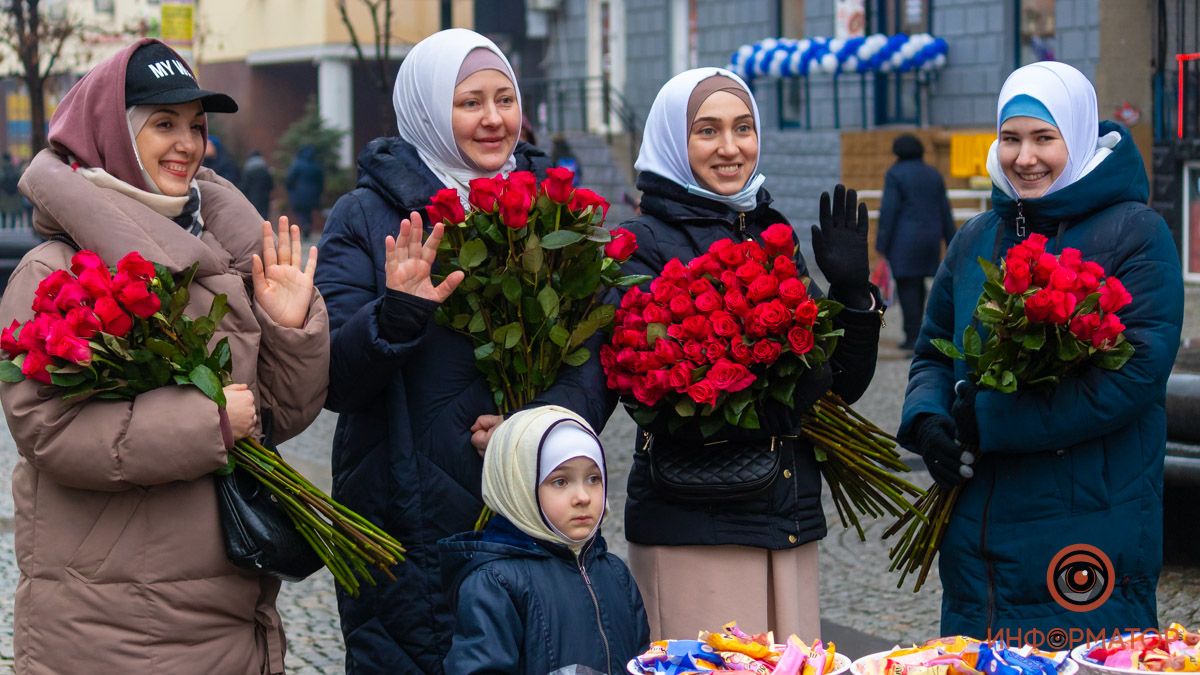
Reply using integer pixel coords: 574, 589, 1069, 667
538, 456, 603, 541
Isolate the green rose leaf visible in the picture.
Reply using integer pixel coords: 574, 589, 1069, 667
646, 322, 667, 347
931, 338, 963, 360
501, 275, 522, 304
540, 230, 585, 249
537, 286, 560, 320
468, 312, 486, 334
563, 346, 590, 367
459, 239, 488, 269
549, 324, 570, 347
0, 360, 24, 383
568, 304, 615, 348
188, 364, 226, 406
474, 342, 496, 361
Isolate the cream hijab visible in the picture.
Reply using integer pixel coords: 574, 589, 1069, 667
635, 67, 766, 211
392, 28, 520, 200
482, 406, 607, 553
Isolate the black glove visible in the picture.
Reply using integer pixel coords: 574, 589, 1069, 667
914, 414, 975, 489
951, 380, 980, 448
811, 184, 871, 308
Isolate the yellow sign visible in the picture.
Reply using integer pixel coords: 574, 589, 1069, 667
950, 133, 994, 178
161, 3, 194, 44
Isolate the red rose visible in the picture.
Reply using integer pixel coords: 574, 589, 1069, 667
1004, 262, 1032, 295
716, 241, 746, 267
1099, 277, 1132, 313
1069, 312, 1101, 342
1024, 233, 1048, 253
704, 340, 726, 362
78, 266, 114, 300
45, 318, 91, 365
620, 311, 646, 331
686, 378, 719, 407
33, 270, 73, 314
730, 339, 754, 364
632, 376, 667, 407
426, 187, 466, 225
506, 171, 537, 196
794, 299, 818, 327
615, 347, 642, 373
682, 341, 705, 363
683, 315, 710, 339
55, 280, 92, 311
739, 240, 768, 264
654, 337, 684, 363
688, 278, 716, 296
621, 287, 650, 310
746, 274, 779, 302
724, 290, 751, 317
116, 278, 162, 319
752, 339, 783, 364
660, 258, 690, 284
1091, 313, 1125, 349
468, 175, 504, 212
1081, 261, 1105, 279
719, 270, 742, 292
599, 344, 616, 370
787, 326, 815, 355
1059, 247, 1083, 271
541, 166, 575, 203
772, 255, 798, 281
116, 251, 156, 282
1006, 244, 1036, 268
1049, 266, 1077, 292
650, 278, 677, 304
64, 306, 100, 340
745, 316, 768, 339
70, 250, 107, 276
735, 261, 767, 286
1075, 270, 1100, 296
569, 188, 610, 221
753, 300, 792, 333
689, 254, 722, 276
695, 290, 723, 314
605, 227, 638, 261
642, 302, 672, 325
761, 223, 796, 257
1047, 290, 1077, 325
499, 186, 532, 229
668, 362, 693, 392
20, 348, 53, 384
1, 319, 23, 356
668, 294, 696, 319
614, 328, 646, 349
1024, 289, 1055, 323
709, 311, 740, 337
607, 372, 635, 392
778, 277, 808, 307
17, 313, 55, 353
707, 358, 756, 393
1033, 253, 1058, 286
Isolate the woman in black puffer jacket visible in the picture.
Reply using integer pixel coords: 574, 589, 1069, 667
616, 67, 883, 641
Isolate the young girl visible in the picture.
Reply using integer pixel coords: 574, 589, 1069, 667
440, 405, 649, 674
0, 39, 327, 673
900, 61, 1182, 641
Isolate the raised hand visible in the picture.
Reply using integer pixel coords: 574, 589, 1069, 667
385, 211, 464, 303
810, 184, 871, 304
470, 414, 504, 457
252, 217, 318, 329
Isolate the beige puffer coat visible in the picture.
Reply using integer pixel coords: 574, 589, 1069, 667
0, 151, 329, 674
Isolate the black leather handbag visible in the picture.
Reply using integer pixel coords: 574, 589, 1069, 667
214, 410, 324, 582
643, 432, 781, 501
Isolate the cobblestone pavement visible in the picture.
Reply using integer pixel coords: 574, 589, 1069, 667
0, 287, 1196, 673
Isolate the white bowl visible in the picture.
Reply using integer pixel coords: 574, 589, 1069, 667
627, 648, 852, 674
851, 649, 1078, 675
1070, 638, 1151, 675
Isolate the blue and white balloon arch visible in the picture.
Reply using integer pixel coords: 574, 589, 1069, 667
728, 33, 949, 81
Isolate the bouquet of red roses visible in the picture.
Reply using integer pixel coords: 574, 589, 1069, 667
0, 250, 405, 597
885, 232, 1135, 591
602, 224, 920, 538
428, 168, 646, 413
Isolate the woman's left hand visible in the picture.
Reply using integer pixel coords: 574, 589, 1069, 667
252, 217, 318, 329
811, 184, 872, 306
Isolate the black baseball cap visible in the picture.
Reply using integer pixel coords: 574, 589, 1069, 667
124, 42, 238, 113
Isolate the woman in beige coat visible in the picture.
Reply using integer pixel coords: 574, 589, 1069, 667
0, 39, 329, 674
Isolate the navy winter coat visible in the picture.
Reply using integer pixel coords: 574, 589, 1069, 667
875, 158, 956, 279
618, 173, 882, 550
315, 138, 612, 673
285, 146, 325, 213
439, 517, 650, 674
899, 123, 1183, 641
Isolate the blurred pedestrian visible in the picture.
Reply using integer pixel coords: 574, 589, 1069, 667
202, 134, 241, 184
240, 149, 274, 219
550, 133, 582, 183
285, 145, 324, 238
875, 134, 956, 350
0, 153, 20, 227
520, 115, 538, 147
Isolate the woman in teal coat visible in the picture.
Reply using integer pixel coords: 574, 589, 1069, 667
899, 62, 1182, 645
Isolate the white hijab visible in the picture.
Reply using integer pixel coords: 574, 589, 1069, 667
392, 28, 520, 200
986, 61, 1118, 200
635, 67, 766, 212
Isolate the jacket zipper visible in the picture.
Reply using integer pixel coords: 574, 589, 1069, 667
981, 471, 998, 637
577, 541, 612, 673
1015, 200, 1027, 237
736, 212, 750, 240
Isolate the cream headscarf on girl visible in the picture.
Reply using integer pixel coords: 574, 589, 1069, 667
481, 405, 607, 553
634, 67, 766, 212
985, 61, 1120, 200
392, 28, 520, 201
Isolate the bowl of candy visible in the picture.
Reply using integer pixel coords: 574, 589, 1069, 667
1069, 624, 1199, 675
628, 621, 850, 674
851, 636, 1077, 675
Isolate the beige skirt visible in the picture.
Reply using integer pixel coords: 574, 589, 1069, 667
628, 541, 820, 642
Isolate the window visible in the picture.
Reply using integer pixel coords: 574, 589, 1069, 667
1017, 0, 1056, 67
873, 0, 929, 126
778, 0, 806, 128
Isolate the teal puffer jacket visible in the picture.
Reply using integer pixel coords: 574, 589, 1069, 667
899, 122, 1183, 643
